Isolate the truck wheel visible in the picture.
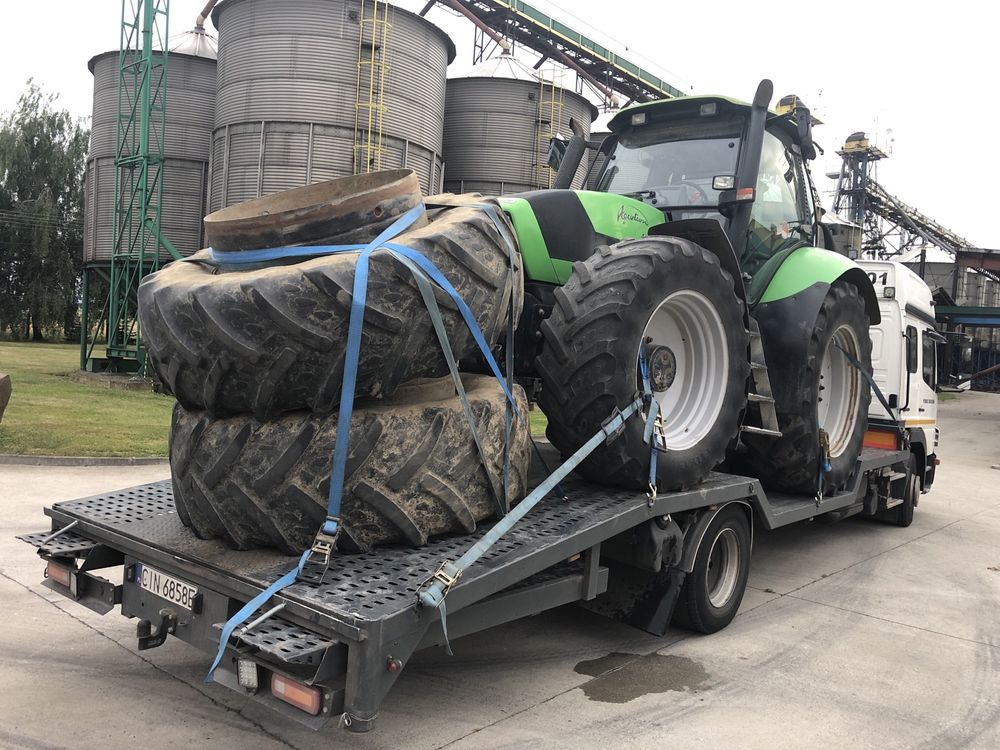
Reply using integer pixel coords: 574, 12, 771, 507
673, 505, 751, 634
140, 199, 522, 419
889, 455, 918, 527
169, 376, 531, 554
536, 238, 748, 491
748, 281, 872, 494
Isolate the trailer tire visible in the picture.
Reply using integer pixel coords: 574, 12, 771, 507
536, 238, 748, 491
889, 455, 918, 527
673, 505, 751, 634
746, 281, 872, 494
169, 376, 531, 554
140, 198, 522, 419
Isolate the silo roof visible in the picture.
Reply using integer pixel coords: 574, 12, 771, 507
210, 0, 457, 64
169, 29, 218, 59
463, 54, 540, 82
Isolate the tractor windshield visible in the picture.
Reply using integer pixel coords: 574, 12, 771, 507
597, 116, 742, 215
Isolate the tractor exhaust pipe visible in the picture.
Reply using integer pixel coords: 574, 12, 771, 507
724, 79, 773, 247
552, 117, 587, 189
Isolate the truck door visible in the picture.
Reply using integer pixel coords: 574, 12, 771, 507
917, 329, 940, 426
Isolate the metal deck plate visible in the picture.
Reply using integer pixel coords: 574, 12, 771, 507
45, 472, 747, 628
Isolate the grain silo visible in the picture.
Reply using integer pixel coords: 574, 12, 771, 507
83, 32, 217, 265
209, 0, 454, 210
442, 54, 597, 195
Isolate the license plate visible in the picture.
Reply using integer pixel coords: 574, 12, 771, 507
136, 563, 198, 611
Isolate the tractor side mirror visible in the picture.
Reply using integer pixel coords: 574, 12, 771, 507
712, 175, 735, 191
796, 107, 817, 160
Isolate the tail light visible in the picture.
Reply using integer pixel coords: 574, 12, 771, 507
271, 673, 322, 715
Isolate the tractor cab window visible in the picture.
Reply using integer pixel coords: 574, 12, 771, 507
597, 116, 742, 220
741, 130, 809, 276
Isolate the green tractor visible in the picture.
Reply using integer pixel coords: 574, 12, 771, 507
500, 80, 879, 495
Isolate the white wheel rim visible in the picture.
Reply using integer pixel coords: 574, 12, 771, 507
817, 324, 863, 458
640, 290, 729, 452
706, 527, 740, 609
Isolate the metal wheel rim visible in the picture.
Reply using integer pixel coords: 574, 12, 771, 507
706, 527, 740, 609
817, 324, 863, 458
640, 290, 729, 452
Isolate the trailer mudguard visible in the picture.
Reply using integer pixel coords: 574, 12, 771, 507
500, 190, 663, 284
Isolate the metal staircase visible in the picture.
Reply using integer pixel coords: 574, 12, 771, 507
741, 319, 782, 438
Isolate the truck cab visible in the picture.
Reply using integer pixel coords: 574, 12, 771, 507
858, 259, 941, 490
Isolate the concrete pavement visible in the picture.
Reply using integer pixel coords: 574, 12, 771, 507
1, 393, 998, 749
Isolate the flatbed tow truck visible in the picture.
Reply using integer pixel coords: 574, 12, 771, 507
21, 444, 911, 732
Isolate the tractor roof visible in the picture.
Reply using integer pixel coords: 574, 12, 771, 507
608, 94, 801, 141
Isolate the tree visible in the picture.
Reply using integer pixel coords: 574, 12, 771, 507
0, 82, 89, 340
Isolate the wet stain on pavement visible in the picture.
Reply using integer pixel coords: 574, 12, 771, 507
573, 652, 709, 703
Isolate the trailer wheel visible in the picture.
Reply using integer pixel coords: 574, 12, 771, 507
674, 505, 751, 634
889, 455, 918, 527
536, 238, 749, 491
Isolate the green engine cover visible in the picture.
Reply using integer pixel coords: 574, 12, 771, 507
500, 190, 664, 285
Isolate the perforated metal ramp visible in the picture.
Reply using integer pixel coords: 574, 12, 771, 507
39, 471, 757, 642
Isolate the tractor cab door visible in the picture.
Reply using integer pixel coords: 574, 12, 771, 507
740, 129, 816, 277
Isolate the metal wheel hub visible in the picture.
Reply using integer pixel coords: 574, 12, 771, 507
639, 290, 730, 452
706, 527, 740, 609
817, 324, 863, 459
647, 344, 677, 392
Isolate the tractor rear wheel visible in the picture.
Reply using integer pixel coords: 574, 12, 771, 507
747, 281, 872, 494
536, 238, 749, 492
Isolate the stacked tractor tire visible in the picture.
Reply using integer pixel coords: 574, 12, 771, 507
138, 170, 531, 554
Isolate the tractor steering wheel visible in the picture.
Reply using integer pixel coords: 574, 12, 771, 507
680, 181, 710, 205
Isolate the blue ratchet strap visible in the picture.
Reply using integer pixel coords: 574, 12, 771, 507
429, 200, 569, 501
389, 250, 506, 516
638, 345, 660, 499
320, 206, 429, 547
205, 207, 426, 683
205, 550, 309, 683
382, 242, 518, 411
418, 394, 646, 652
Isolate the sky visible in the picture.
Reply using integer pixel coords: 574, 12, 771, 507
1, 0, 997, 248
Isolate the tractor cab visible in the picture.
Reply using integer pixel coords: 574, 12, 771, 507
594, 89, 821, 278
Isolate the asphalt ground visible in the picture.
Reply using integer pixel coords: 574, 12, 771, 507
1, 392, 998, 749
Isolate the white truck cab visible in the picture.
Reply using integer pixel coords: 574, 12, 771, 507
858, 260, 941, 491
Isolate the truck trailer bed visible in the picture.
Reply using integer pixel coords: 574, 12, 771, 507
20, 447, 906, 730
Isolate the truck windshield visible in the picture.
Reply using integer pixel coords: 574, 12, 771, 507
597, 116, 743, 210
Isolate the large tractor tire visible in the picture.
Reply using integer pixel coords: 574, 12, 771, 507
169, 376, 531, 554
536, 238, 749, 492
746, 281, 872, 494
140, 198, 522, 419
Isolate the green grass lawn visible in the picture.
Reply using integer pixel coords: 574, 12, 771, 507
0, 342, 173, 456
529, 408, 547, 437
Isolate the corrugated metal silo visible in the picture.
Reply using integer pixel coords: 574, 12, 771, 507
209, 0, 454, 210
83, 34, 217, 264
442, 55, 597, 195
